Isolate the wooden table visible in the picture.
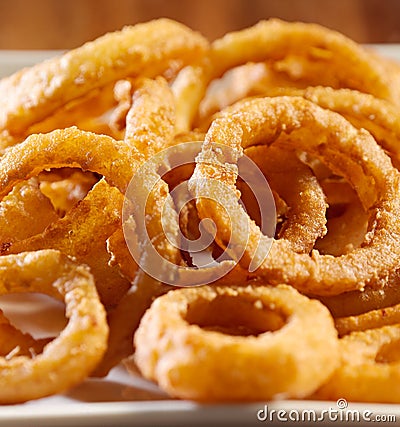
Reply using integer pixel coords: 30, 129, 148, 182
0, 0, 399, 49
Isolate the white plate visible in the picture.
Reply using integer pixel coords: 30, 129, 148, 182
0, 50, 62, 78
1, 46, 400, 427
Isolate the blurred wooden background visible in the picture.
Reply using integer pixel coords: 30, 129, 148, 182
0, 0, 399, 49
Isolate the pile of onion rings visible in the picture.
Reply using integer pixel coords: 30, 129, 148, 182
1, 17, 400, 405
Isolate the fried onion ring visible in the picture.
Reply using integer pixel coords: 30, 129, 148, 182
0, 18, 208, 136
0, 127, 140, 194
134, 284, 339, 402
316, 324, 400, 403
189, 96, 400, 295
209, 19, 400, 104
0, 250, 108, 404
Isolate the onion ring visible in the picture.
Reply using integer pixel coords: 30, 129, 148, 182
0, 18, 208, 136
316, 324, 400, 403
0, 249, 108, 404
209, 19, 400, 104
134, 284, 339, 402
0, 79, 176, 306
0, 126, 141, 195
180, 18, 400, 130
189, 96, 400, 295
178, 142, 326, 259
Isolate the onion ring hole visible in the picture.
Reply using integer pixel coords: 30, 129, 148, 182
184, 294, 287, 336
0, 293, 66, 338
